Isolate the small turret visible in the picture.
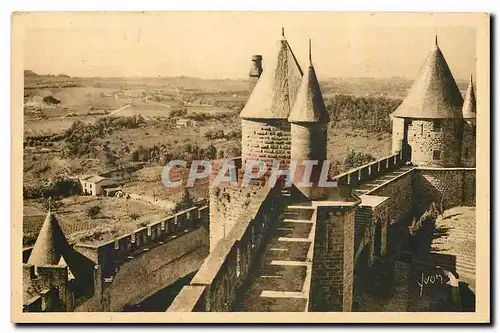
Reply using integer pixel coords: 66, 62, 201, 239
288, 39, 330, 199
28, 210, 70, 267
462, 74, 477, 120
461, 75, 476, 167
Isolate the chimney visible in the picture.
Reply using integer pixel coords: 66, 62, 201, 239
248, 55, 263, 89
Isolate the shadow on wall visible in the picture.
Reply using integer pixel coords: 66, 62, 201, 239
62, 247, 97, 297
459, 282, 475, 312
412, 169, 475, 217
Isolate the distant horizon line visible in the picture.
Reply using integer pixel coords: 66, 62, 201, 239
25, 70, 473, 83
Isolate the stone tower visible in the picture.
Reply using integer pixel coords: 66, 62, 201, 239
239, 28, 303, 168
391, 36, 464, 167
461, 75, 476, 167
288, 39, 330, 199
24, 210, 76, 311
248, 54, 263, 89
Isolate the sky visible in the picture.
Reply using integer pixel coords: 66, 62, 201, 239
22, 12, 477, 80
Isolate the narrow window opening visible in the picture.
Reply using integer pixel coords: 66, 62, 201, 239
433, 120, 442, 131
433, 150, 441, 160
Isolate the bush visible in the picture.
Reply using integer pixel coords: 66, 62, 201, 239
173, 188, 194, 213
43, 95, 61, 105
130, 212, 140, 221
344, 149, 376, 170
170, 109, 188, 118
408, 202, 439, 251
204, 129, 225, 140
87, 205, 101, 219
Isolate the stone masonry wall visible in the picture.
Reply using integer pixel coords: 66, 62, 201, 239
406, 119, 462, 167
23, 264, 73, 312
310, 206, 356, 312
367, 170, 413, 224
412, 168, 476, 215
241, 119, 291, 167
209, 184, 263, 252
370, 204, 390, 258
463, 170, 476, 206
461, 121, 476, 167
342, 209, 355, 311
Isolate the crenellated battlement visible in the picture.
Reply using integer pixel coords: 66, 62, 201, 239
333, 151, 406, 187
73, 206, 209, 276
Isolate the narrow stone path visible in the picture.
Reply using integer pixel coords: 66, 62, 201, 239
354, 165, 414, 196
430, 206, 476, 291
238, 195, 315, 312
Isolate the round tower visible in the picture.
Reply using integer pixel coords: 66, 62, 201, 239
248, 54, 263, 89
239, 28, 303, 169
288, 40, 330, 199
391, 37, 464, 167
461, 75, 476, 167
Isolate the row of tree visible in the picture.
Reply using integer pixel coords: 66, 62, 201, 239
325, 94, 402, 133
23, 177, 82, 200
62, 115, 146, 157
204, 129, 241, 141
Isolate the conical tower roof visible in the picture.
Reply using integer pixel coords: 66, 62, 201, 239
392, 37, 463, 119
288, 39, 329, 123
27, 210, 70, 266
240, 28, 303, 120
462, 75, 476, 119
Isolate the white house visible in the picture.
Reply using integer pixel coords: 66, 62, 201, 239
79, 175, 117, 196
175, 118, 197, 128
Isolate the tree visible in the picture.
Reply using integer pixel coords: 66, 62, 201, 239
100, 145, 117, 167
325, 94, 401, 134
204, 144, 217, 160
218, 149, 225, 159
87, 205, 101, 219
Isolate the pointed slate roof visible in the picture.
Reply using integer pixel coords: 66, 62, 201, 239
240, 28, 303, 120
462, 75, 476, 119
27, 211, 70, 266
288, 40, 329, 123
392, 37, 464, 119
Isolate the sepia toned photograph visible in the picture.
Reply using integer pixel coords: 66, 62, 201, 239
11, 11, 490, 323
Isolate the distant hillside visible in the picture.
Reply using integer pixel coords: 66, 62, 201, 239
24, 69, 39, 77
24, 69, 79, 89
